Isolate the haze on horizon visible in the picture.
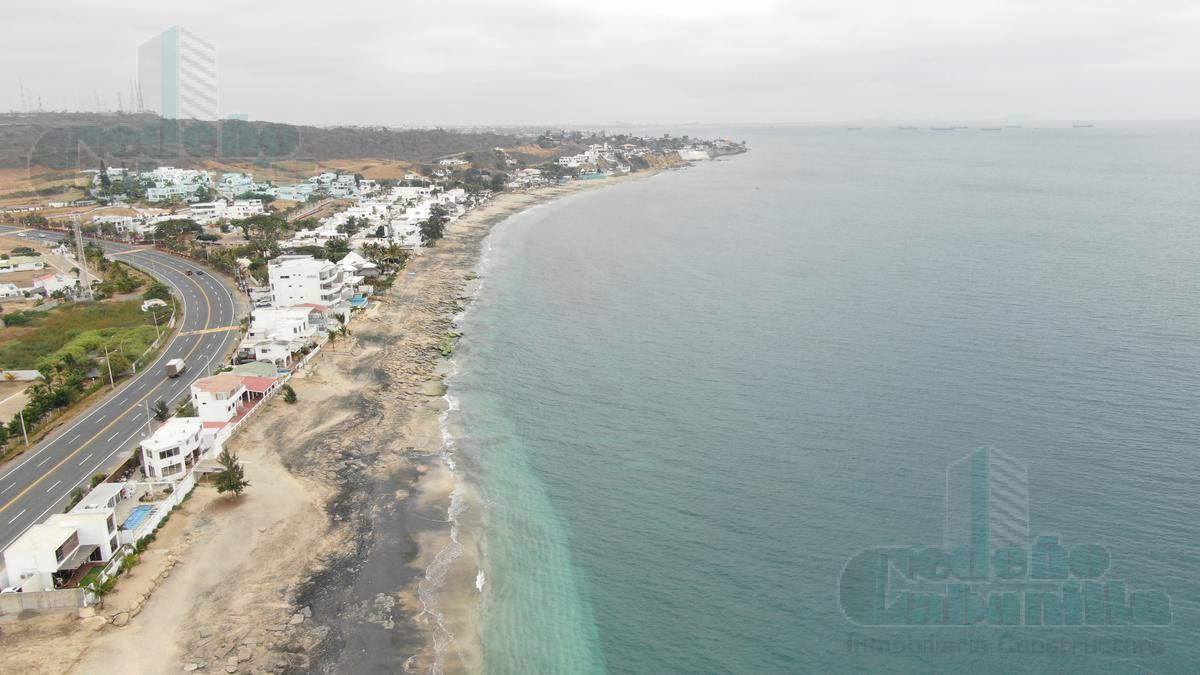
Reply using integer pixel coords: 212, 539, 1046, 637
2, 0, 1199, 127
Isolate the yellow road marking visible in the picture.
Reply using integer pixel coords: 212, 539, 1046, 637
0, 252, 217, 515
179, 325, 241, 336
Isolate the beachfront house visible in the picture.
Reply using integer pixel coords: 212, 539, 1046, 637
337, 251, 380, 278
190, 374, 248, 426
237, 306, 321, 365
140, 417, 212, 480
2, 511, 118, 592
267, 255, 353, 319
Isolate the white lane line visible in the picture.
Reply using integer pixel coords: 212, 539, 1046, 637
106, 430, 122, 442
77, 453, 94, 466
68, 432, 81, 443
36, 455, 53, 467
44, 481, 60, 493
8, 509, 26, 524
1, 483, 13, 494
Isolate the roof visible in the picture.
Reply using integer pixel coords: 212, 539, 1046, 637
292, 302, 332, 313
191, 373, 246, 395
337, 251, 368, 267
140, 417, 202, 451
6, 522, 75, 553
3, 256, 44, 265
239, 375, 278, 393
71, 482, 126, 512
231, 361, 278, 377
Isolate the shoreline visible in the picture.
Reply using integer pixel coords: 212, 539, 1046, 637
0, 168, 669, 674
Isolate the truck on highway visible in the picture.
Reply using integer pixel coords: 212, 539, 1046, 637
164, 358, 186, 378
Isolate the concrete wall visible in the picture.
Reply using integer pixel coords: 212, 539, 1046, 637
0, 587, 90, 616
0, 370, 42, 381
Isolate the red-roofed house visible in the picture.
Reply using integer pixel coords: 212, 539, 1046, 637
190, 374, 246, 425
32, 273, 77, 296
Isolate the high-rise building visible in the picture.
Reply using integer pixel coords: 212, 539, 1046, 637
137, 25, 219, 120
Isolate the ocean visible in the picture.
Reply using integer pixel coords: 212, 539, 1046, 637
444, 126, 1200, 673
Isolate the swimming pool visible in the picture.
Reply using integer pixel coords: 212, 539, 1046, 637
121, 505, 154, 531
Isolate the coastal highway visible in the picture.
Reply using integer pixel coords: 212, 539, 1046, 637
0, 226, 242, 555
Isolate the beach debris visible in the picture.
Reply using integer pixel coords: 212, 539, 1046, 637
289, 612, 305, 625
111, 612, 130, 627
182, 664, 200, 672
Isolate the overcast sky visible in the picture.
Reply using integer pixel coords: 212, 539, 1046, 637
3, 0, 1199, 126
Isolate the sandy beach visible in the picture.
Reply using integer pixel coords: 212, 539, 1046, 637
0, 170, 663, 674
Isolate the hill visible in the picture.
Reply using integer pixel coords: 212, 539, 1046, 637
0, 112, 521, 171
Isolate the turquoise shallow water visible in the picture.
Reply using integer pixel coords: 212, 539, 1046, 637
449, 126, 1200, 673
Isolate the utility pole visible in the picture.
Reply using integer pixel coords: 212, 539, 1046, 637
103, 344, 115, 389
142, 401, 153, 436
73, 217, 93, 301
19, 411, 28, 446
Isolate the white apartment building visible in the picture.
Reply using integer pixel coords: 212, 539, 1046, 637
268, 255, 352, 315
187, 198, 264, 225
187, 200, 226, 225
216, 172, 269, 199
92, 214, 138, 232
273, 183, 316, 201
140, 417, 211, 480
227, 198, 265, 220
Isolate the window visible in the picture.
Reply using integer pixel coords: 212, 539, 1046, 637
55, 532, 80, 562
